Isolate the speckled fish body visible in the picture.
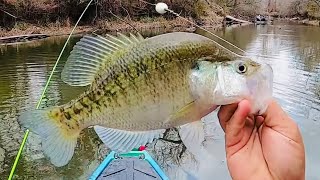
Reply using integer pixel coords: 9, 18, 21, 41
65, 33, 222, 130
19, 32, 273, 167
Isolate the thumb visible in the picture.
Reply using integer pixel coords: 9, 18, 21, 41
225, 100, 251, 148
262, 99, 303, 144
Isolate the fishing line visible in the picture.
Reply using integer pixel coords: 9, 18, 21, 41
141, 1, 287, 61
8, 0, 94, 179
140, 1, 248, 57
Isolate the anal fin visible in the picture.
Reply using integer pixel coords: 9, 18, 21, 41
94, 126, 165, 152
179, 121, 205, 151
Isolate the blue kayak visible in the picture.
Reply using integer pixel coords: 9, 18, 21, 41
89, 150, 169, 180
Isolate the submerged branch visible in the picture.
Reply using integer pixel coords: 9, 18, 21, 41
159, 138, 183, 144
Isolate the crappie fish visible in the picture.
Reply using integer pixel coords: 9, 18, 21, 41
18, 32, 273, 167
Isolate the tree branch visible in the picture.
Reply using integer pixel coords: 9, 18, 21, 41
0, 8, 17, 19
108, 9, 139, 32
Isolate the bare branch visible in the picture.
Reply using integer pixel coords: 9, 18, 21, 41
108, 9, 139, 32
121, 6, 132, 21
0, 8, 17, 19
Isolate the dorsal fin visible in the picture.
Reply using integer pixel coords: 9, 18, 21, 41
61, 33, 144, 86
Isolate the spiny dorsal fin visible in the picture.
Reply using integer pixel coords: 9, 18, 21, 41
61, 33, 144, 86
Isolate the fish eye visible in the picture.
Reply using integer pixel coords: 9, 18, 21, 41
236, 62, 247, 74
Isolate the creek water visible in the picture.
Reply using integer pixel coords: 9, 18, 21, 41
0, 21, 319, 179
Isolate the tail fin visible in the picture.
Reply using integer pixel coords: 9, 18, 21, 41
18, 107, 79, 167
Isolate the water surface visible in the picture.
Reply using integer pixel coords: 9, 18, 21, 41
198, 22, 320, 180
0, 22, 319, 179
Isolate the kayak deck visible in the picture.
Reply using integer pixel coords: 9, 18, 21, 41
97, 157, 161, 179
90, 151, 169, 180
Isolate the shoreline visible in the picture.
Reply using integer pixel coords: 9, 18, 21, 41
286, 17, 320, 27
0, 16, 226, 45
0, 14, 258, 46
298, 19, 320, 26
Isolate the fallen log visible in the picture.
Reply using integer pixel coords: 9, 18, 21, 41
0, 34, 49, 44
224, 15, 252, 26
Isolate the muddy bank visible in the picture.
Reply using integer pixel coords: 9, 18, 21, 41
288, 17, 320, 27
0, 16, 224, 44
300, 19, 320, 26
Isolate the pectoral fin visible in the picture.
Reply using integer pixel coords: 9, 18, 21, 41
179, 121, 205, 149
165, 101, 218, 127
166, 101, 218, 160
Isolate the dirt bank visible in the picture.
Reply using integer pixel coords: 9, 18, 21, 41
300, 19, 320, 26
0, 15, 226, 44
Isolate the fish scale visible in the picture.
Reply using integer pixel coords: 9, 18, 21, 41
58, 42, 218, 130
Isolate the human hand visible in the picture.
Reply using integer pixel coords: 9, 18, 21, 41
218, 99, 305, 180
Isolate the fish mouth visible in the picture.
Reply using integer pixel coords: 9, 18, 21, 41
249, 63, 274, 114
264, 63, 273, 75
261, 63, 274, 89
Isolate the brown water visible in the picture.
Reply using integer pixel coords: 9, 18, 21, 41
0, 22, 319, 179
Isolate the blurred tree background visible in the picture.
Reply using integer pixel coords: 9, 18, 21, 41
0, 0, 222, 28
0, 0, 320, 30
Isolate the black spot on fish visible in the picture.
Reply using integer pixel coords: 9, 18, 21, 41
64, 112, 71, 120
97, 90, 101, 96
88, 93, 95, 101
73, 106, 81, 114
102, 100, 108, 107
94, 102, 102, 112
114, 79, 125, 91
140, 63, 148, 74
80, 100, 89, 108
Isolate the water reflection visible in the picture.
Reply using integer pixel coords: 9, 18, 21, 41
200, 22, 320, 180
0, 22, 319, 179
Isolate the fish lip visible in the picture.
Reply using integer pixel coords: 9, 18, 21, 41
245, 62, 273, 114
